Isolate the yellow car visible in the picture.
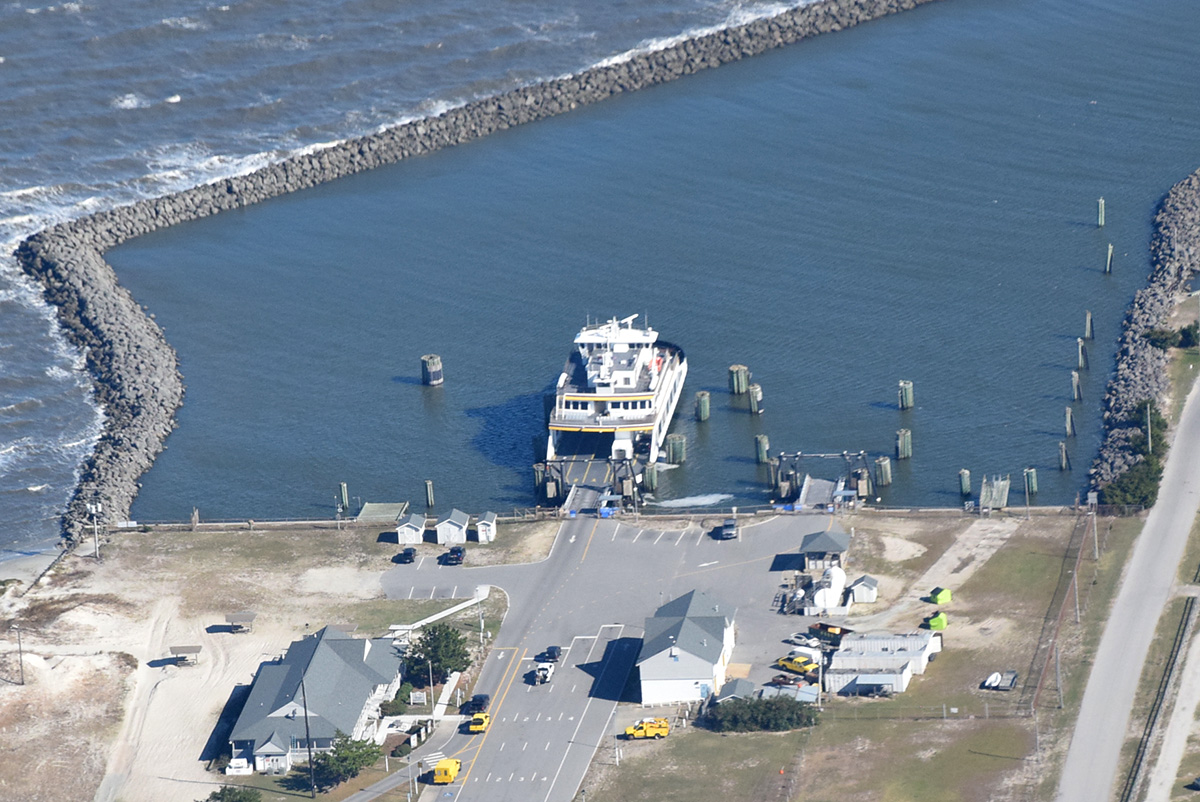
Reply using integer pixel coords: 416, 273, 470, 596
468, 712, 490, 733
776, 655, 819, 674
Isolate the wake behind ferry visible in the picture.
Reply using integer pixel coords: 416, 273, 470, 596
546, 315, 688, 465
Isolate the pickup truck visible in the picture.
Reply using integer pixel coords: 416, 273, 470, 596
776, 655, 820, 675
625, 717, 670, 739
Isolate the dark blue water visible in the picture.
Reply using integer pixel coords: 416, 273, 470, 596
0, 0, 836, 557
104, 0, 1200, 521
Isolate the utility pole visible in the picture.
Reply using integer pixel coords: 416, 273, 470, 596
87, 501, 102, 559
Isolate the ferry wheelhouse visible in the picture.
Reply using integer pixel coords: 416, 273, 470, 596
547, 315, 687, 464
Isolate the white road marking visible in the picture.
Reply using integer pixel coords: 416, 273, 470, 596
698, 560, 718, 568
558, 712, 563, 721
451, 585, 457, 597
509, 773, 514, 782
695, 527, 704, 546
632, 529, 643, 543
653, 531, 665, 544
407, 587, 414, 599
485, 773, 491, 782
428, 587, 436, 599
499, 742, 505, 751
546, 741, 551, 750
523, 743, 528, 751
571, 684, 576, 693
675, 531, 686, 545
417, 556, 425, 570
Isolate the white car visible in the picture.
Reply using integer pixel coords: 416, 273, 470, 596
784, 633, 822, 648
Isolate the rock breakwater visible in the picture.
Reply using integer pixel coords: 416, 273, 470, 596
1090, 168, 1200, 492
15, 0, 937, 542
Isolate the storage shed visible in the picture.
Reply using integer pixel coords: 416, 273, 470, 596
798, 523, 851, 571
848, 575, 879, 604
435, 509, 470, 545
831, 631, 942, 676
928, 612, 949, 630
394, 513, 426, 545
931, 587, 952, 605
824, 663, 913, 696
476, 512, 497, 544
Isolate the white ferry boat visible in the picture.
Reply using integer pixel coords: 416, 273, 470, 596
547, 315, 688, 464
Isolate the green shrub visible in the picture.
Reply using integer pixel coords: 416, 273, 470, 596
380, 682, 414, 716
199, 787, 262, 802
1145, 328, 1182, 350
390, 742, 412, 758
1180, 322, 1199, 349
701, 696, 819, 733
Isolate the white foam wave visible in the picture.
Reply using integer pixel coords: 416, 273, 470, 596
162, 16, 206, 31
255, 32, 313, 51
165, 94, 181, 104
594, 1, 806, 69
651, 493, 734, 508
111, 93, 150, 110
26, 484, 49, 492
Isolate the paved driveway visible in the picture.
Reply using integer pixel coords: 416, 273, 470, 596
373, 513, 835, 801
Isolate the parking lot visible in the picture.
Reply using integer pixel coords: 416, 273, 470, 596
377, 512, 843, 801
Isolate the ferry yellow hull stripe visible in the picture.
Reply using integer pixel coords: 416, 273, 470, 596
549, 424, 655, 433
561, 393, 656, 402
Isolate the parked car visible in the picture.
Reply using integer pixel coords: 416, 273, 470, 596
444, 545, 465, 565
784, 632, 822, 648
395, 547, 416, 564
467, 712, 490, 733
715, 518, 739, 540
544, 645, 562, 662
769, 673, 804, 687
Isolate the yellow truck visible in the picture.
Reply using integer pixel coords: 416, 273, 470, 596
468, 712, 490, 733
776, 655, 820, 675
625, 717, 670, 740
433, 758, 461, 784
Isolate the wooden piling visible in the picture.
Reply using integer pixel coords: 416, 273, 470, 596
1065, 406, 1076, 437
748, 383, 764, 414
768, 458, 780, 491
898, 380, 915, 410
1024, 467, 1038, 495
875, 456, 893, 487
755, 434, 771, 465
338, 482, 349, 512
728, 365, 750, 395
1084, 310, 1094, 340
425, 479, 435, 508
959, 469, 971, 497
666, 433, 687, 464
544, 478, 558, 501
896, 428, 912, 460
1058, 441, 1071, 471
1098, 197, 1105, 227
694, 391, 711, 421
855, 466, 873, 498
1071, 371, 1083, 402
533, 463, 545, 491
420, 354, 444, 386
1077, 338, 1090, 370
1105, 243, 1113, 274
643, 463, 657, 491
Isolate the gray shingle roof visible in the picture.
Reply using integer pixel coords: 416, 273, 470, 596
397, 513, 425, 532
799, 523, 851, 554
715, 678, 757, 703
230, 626, 402, 752
638, 590, 734, 666
437, 508, 469, 528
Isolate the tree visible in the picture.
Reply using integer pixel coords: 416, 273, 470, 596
404, 623, 470, 686
1180, 322, 1199, 349
1145, 328, 1182, 350
701, 696, 820, 732
199, 787, 262, 802
312, 731, 382, 789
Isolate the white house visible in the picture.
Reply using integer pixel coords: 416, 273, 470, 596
636, 590, 735, 705
476, 512, 497, 543
227, 626, 404, 775
435, 509, 469, 545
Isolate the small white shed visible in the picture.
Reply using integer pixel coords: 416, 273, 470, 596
435, 509, 469, 545
476, 512, 497, 543
848, 575, 879, 604
395, 513, 426, 545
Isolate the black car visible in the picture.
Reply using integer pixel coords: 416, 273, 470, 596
445, 545, 465, 565
395, 547, 416, 564
464, 693, 491, 714
545, 645, 562, 662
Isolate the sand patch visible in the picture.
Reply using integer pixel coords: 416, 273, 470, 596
297, 566, 382, 599
726, 663, 752, 679
880, 535, 927, 563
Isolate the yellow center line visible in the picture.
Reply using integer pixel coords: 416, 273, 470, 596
579, 517, 601, 563
443, 648, 520, 761
456, 647, 527, 786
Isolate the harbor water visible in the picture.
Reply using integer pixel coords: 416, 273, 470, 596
3, 0, 1200, 542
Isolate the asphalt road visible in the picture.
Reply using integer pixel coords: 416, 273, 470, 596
1056, 377, 1200, 802
367, 512, 836, 802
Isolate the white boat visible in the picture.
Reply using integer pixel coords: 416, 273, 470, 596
547, 315, 687, 465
